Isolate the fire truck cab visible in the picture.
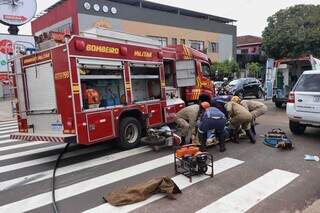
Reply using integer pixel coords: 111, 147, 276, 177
10, 28, 213, 149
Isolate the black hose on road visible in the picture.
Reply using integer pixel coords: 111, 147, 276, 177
52, 143, 71, 213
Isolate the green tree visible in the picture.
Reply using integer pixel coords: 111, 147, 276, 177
246, 62, 262, 78
262, 4, 320, 59
210, 60, 240, 80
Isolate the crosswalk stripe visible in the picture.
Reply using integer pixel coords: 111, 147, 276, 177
0, 141, 49, 152
0, 139, 19, 144
0, 143, 108, 175
0, 146, 152, 191
196, 169, 299, 213
0, 124, 17, 129
0, 129, 17, 135
0, 143, 66, 161
0, 134, 11, 140
0, 121, 16, 125
84, 157, 244, 213
0, 155, 174, 212
0, 126, 18, 131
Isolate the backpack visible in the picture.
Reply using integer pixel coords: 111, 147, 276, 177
263, 128, 293, 149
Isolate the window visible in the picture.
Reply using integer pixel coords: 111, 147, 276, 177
201, 63, 210, 77
241, 49, 249, 54
164, 61, 175, 87
53, 23, 73, 33
190, 40, 204, 51
180, 39, 186, 45
209, 42, 219, 53
148, 36, 168, 47
171, 38, 177, 45
130, 65, 161, 102
79, 62, 125, 110
295, 74, 320, 92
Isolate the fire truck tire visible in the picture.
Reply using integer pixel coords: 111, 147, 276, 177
119, 117, 142, 150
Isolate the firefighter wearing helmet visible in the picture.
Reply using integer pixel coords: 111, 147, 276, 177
197, 102, 227, 152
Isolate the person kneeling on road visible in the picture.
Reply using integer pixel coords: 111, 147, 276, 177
225, 100, 256, 144
231, 96, 268, 135
197, 102, 227, 152
174, 104, 201, 144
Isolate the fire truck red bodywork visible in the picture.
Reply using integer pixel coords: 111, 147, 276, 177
10, 34, 213, 146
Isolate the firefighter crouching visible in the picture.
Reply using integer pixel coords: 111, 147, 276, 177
174, 104, 201, 144
197, 102, 227, 152
231, 96, 268, 135
225, 100, 256, 144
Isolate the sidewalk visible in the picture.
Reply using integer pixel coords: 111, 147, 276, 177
0, 99, 14, 121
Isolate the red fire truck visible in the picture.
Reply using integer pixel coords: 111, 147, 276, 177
10, 28, 214, 149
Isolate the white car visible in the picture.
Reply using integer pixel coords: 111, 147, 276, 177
287, 70, 320, 134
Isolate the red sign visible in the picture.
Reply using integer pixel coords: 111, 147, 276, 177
3, 15, 28, 22
0, 73, 8, 81
0, 40, 13, 54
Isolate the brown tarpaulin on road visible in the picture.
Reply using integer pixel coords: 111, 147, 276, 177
103, 176, 181, 206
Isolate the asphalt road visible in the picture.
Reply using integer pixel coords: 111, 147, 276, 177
0, 100, 319, 213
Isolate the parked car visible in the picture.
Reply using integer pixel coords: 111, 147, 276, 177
286, 70, 320, 135
226, 78, 264, 99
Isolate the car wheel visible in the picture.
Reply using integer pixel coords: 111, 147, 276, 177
237, 91, 244, 99
256, 90, 263, 99
119, 117, 142, 150
275, 101, 283, 108
289, 120, 306, 135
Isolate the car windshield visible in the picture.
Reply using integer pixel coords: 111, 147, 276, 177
229, 79, 241, 86
295, 74, 320, 92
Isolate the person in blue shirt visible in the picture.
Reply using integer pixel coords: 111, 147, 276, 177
197, 102, 227, 152
211, 95, 232, 117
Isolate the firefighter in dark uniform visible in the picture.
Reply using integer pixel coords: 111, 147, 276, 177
197, 102, 227, 152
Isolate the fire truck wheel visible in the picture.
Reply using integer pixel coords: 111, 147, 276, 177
119, 117, 142, 150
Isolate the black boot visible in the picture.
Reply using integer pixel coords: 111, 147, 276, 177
218, 133, 226, 152
251, 124, 256, 135
245, 129, 256, 144
230, 129, 239, 144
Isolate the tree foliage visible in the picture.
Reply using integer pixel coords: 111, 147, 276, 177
210, 60, 240, 80
262, 4, 320, 59
246, 62, 262, 78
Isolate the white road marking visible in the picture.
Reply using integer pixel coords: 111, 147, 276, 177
0, 144, 66, 161
0, 134, 11, 140
84, 157, 244, 213
0, 146, 152, 191
0, 141, 49, 152
0, 143, 108, 175
0, 155, 174, 212
0, 129, 17, 135
0, 139, 19, 144
0, 123, 18, 128
0, 121, 16, 125
0, 126, 18, 131
196, 169, 299, 213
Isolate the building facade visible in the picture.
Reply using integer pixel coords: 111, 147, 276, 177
31, 0, 237, 62
237, 35, 262, 55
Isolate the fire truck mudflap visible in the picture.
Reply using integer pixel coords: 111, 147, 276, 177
10, 133, 76, 143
